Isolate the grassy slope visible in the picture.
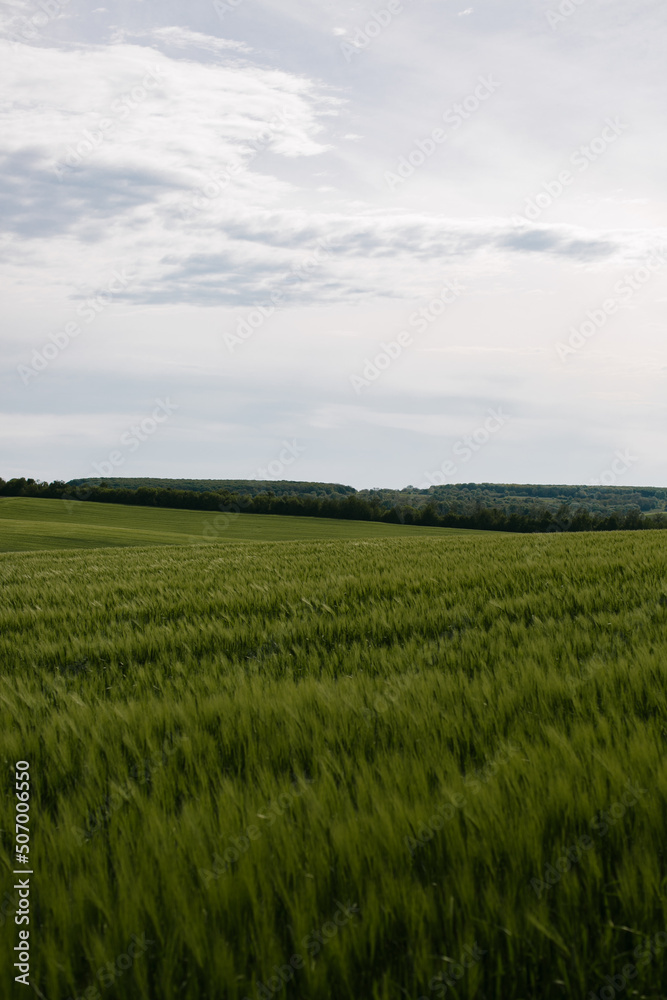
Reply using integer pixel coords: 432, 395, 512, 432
0, 497, 473, 553
1, 531, 666, 999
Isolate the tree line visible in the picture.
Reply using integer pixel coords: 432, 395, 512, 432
2, 477, 667, 534
65, 476, 667, 516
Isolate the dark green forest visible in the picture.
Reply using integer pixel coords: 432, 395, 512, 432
63, 477, 667, 516
3, 476, 667, 534
65, 477, 358, 500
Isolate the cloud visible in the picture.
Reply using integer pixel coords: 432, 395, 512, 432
1, 19, 663, 312
122, 25, 254, 55
2, 0, 667, 488
108, 213, 661, 308
0, 36, 335, 249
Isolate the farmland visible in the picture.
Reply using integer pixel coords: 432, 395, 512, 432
1, 528, 667, 999
0, 497, 460, 553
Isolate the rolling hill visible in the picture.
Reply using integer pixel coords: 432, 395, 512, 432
0, 497, 471, 553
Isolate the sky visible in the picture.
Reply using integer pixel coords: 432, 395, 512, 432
1, 0, 665, 490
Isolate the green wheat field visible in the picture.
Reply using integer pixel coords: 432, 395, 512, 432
1, 500, 666, 999
0, 497, 469, 553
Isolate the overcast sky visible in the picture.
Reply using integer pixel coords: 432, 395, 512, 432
1, 0, 665, 489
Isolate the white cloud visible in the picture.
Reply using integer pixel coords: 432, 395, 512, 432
128, 25, 254, 55
2, 0, 667, 487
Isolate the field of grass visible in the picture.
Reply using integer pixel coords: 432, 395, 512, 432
1, 529, 666, 999
0, 497, 462, 553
